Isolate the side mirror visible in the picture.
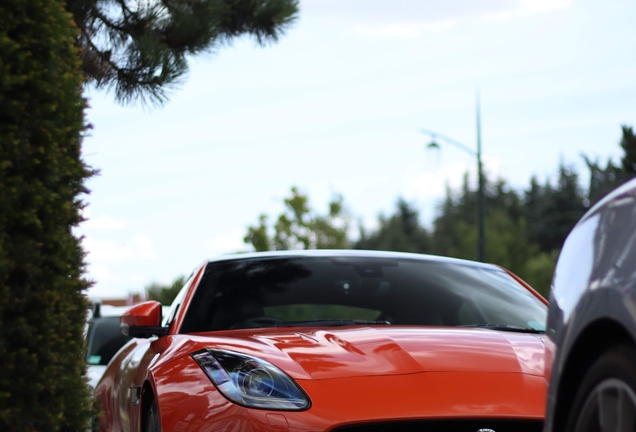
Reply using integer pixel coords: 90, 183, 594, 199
120, 301, 168, 338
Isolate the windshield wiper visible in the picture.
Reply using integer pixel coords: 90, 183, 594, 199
276, 319, 391, 328
459, 324, 545, 334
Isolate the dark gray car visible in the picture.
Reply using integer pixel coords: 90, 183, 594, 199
545, 178, 636, 432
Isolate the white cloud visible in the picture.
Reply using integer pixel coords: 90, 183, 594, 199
347, 0, 573, 38
404, 157, 504, 201
82, 236, 160, 298
401, 157, 504, 226
354, 20, 456, 38
404, 161, 469, 202
205, 231, 248, 256
86, 264, 121, 283
82, 215, 128, 230
82, 235, 158, 262
86, 274, 147, 299
486, 0, 572, 20
520, 0, 572, 13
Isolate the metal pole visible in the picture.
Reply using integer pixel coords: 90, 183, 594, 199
421, 91, 486, 262
476, 89, 485, 262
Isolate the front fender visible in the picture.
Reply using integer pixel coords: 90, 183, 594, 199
150, 353, 254, 431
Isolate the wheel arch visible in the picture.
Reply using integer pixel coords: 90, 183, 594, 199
552, 317, 635, 430
141, 380, 156, 432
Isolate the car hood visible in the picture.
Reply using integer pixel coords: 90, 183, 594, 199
162, 326, 546, 380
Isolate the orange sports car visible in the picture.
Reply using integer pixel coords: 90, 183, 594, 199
95, 250, 548, 432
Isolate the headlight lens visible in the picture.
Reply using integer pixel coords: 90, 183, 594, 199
191, 348, 310, 410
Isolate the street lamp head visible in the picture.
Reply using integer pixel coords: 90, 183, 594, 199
425, 137, 441, 168
425, 133, 440, 150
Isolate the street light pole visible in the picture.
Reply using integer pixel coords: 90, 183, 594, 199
476, 90, 485, 263
421, 91, 485, 262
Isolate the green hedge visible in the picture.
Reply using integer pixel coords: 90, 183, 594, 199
0, 0, 93, 430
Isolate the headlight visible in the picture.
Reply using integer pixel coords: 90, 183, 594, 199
191, 349, 310, 410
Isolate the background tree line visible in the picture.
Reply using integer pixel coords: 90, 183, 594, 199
243, 125, 636, 297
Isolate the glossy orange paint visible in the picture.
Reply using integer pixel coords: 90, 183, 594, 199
253, 372, 544, 429
121, 301, 162, 328
94, 337, 149, 431
152, 354, 252, 431
96, 325, 547, 431
97, 254, 549, 431
173, 326, 546, 379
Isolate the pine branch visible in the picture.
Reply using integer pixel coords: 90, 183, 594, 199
67, 0, 299, 106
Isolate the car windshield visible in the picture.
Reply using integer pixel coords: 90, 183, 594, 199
86, 317, 130, 366
180, 256, 547, 333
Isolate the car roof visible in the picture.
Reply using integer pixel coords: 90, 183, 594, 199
206, 249, 500, 270
577, 177, 636, 226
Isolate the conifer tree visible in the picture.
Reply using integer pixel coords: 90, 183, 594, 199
67, 0, 299, 105
0, 0, 94, 429
355, 199, 430, 253
524, 163, 586, 253
583, 156, 623, 206
431, 175, 476, 258
620, 125, 636, 175
431, 174, 534, 272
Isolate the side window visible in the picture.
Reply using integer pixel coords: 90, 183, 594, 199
162, 271, 195, 327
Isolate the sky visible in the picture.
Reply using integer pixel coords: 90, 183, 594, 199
80, 0, 636, 299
